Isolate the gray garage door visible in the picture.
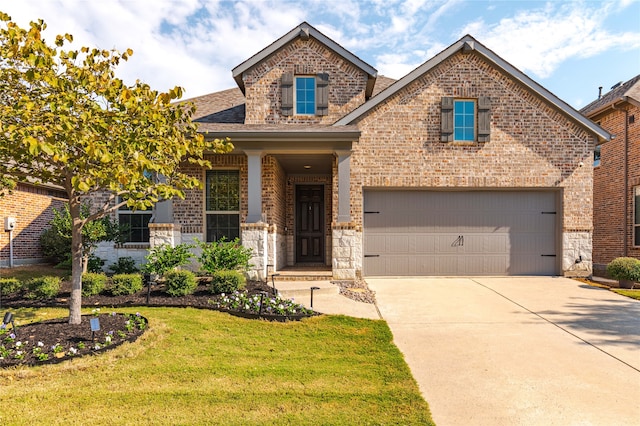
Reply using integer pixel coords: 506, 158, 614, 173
363, 190, 559, 276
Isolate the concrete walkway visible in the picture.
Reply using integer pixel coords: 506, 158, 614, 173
367, 277, 640, 426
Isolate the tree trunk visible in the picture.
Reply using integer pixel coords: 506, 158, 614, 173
69, 200, 84, 324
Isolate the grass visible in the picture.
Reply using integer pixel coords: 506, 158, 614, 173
0, 264, 69, 282
612, 289, 640, 300
0, 307, 433, 425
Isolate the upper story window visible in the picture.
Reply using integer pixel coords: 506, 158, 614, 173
295, 76, 316, 115
593, 145, 601, 167
454, 100, 476, 141
441, 96, 491, 143
281, 72, 329, 117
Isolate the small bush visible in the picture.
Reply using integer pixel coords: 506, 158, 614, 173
87, 255, 105, 273
0, 278, 22, 296
164, 270, 198, 297
26, 276, 61, 299
110, 274, 143, 296
109, 257, 139, 274
197, 238, 252, 275
143, 243, 193, 277
82, 273, 108, 296
208, 270, 246, 294
606, 257, 640, 282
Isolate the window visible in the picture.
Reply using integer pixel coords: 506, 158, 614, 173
295, 77, 316, 115
454, 100, 476, 141
281, 72, 328, 116
441, 96, 491, 142
594, 145, 601, 167
118, 204, 152, 243
635, 186, 640, 246
205, 170, 240, 242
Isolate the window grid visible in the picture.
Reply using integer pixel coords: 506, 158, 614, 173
295, 76, 316, 115
205, 170, 240, 242
117, 198, 152, 243
454, 100, 475, 141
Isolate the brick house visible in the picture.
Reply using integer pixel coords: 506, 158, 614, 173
581, 75, 640, 276
0, 183, 67, 267
111, 22, 608, 279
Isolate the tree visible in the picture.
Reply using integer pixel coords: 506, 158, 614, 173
40, 202, 126, 271
0, 13, 232, 324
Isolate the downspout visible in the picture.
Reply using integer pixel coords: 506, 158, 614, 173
611, 101, 629, 256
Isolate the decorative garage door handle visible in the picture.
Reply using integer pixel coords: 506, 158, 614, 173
451, 235, 464, 247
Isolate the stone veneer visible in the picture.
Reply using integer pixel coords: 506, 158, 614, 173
332, 223, 362, 280
241, 222, 269, 281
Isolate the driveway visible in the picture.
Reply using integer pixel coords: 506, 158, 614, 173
367, 277, 640, 426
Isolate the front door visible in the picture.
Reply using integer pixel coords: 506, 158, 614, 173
296, 185, 324, 263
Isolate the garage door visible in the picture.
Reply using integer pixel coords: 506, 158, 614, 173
363, 190, 558, 276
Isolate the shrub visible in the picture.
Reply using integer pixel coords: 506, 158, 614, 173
82, 273, 108, 296
143, 243, 193, 277
26, 276, 61, 299
110, 274, 143, 296
164, 270, 198, 297
109, 257, 139, 274
197, 238, 252, 275
87, 255, 105, 273
208, 270, 246, 294
606, 257, 640, 282
0, 278, 22, 296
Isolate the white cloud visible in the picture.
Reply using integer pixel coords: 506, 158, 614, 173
457, 1, 640, 78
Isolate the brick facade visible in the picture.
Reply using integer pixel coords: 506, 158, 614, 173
0, 183, 67, 266
591, 102, 640, 273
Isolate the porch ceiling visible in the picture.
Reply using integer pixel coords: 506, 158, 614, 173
273, 154, 333, 174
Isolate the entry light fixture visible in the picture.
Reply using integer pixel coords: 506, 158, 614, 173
303, 165, 312, 169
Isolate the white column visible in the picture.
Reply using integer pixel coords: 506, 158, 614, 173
335, 150, 351, 223
245, 150, 263, 223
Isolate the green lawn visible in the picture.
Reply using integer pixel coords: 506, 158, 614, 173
0, 307, 433, 425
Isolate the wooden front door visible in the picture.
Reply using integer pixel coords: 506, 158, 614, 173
296, 185, 324, 263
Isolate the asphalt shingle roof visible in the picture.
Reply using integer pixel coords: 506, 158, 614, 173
580, 74, 640, 116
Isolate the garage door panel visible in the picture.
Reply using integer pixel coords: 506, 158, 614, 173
363, 190, 558, 276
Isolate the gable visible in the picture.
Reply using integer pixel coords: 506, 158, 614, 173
335, 35, 609, 143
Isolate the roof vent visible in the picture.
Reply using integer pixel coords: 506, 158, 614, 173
598, 86, 602, 99
610, 81, 622, 90
300, 27, 310, 40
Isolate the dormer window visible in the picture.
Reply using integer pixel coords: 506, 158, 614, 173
281, 72, 328, 117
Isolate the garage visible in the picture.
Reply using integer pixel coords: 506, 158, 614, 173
363, 190, 559, 276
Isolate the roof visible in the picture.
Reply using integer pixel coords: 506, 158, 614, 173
232, 22, 378, 98
334, 35, 611, 142
580, 74, 640, 118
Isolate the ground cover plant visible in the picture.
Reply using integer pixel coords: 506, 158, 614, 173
0, 307, 433, 425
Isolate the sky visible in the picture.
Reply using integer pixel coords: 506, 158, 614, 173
1, 0, 639, 109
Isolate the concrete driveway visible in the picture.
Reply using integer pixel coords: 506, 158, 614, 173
367, 277, 640, 426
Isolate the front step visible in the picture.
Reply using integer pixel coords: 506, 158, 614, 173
270, 274, 332, 281
274, 280, 339, 299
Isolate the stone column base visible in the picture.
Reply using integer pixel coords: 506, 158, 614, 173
332, 222, 362, 281
562, 230, 592, 277
241, 222, 269, 281
149, 223, 182, 248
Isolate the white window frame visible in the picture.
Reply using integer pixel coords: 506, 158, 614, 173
453, 99, 476, 142
294, 76, 316, 115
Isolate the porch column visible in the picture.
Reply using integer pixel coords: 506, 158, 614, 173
335, 150, 351, 222
153, 173, 173, 223
245, 150, 263, 223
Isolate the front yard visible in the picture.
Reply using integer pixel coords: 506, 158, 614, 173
0, 306, 432, 425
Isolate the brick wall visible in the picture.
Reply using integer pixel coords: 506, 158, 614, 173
593, 102, 640, 272
0, 183, 67, 266
350, 51, 594, 236
241, 38, 368, 125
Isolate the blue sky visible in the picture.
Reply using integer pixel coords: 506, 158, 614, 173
2, 0, 639, 109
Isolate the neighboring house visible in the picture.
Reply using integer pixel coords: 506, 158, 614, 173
110, 22, 609, 279
581, 75, 640, 276
0, 183, 67, 267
